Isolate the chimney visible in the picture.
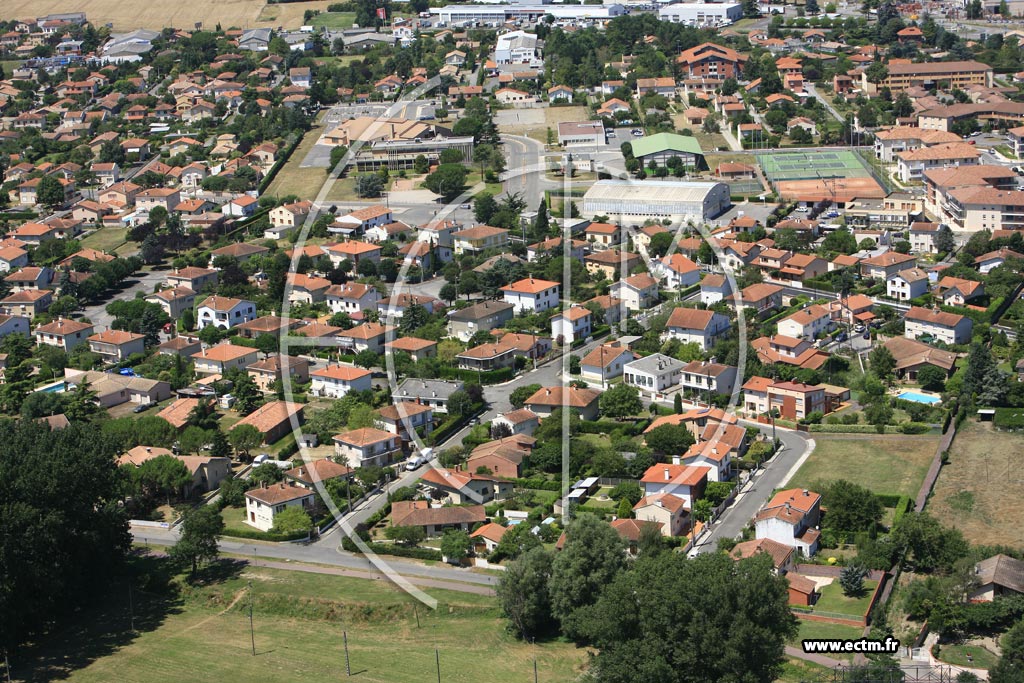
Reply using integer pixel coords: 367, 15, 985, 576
299, 467, 305, 476
802, 489, 808, 496
785, 502, 791, 511
664, 467, 670, 481
262, 481, 267, 489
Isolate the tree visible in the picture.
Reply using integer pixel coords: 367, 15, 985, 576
644, 424, 695, 455
616, 497, 633, 519
250, 462, 285, 487
534, 199, 550, 239
497, 546, 555, 640
218, 477, 247, 507
355, 173, 384, 198
229, 424, 262, 459
169, 505, 224, 577
822, 480, 884, 533
422, 164, 467, 198
585, 552, 797, 683
440, 529, 472, 564
447, 389, 473, 418
916, 365, 947, 392
180, 307, 196, 332
598, 383, 643, 419
821, 228, 858, 255
864, 62, 889, 86
673, 393, 683, 414
385, 525, 427, 546
869, 345, 896, 383
179, 425, 210, 455
935, 225, 955, 254
892, 512, 969, 572
840, 562, 868, 597
549, 515, 627, 641
36, 175, 67, 209
271, 506, 312, 536
510, 384, 542, 409
0, 421, 130, 651
209, 429, 232, 459
354, 349, 380, 369
439, 283, 458, 305
474, 192, 498, 224
991, 619, 1024, 683
137, 453, 191, 503
805, 0, 820, 13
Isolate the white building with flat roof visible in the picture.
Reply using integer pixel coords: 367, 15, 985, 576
582, 179, 730, 224
658, 2, 743, 26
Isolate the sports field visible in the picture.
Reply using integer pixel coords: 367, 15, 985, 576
756, 150, 885, 202
757, 150, 871, 182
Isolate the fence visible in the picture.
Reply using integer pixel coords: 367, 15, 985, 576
914, 420, 958, 512
792, 564, 888, 627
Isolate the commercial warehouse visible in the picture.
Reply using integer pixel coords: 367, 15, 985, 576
430, 4, 625, 24
658, 2, 743, 26
582, 180, 731, 224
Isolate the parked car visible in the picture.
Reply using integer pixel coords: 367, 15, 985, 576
854, 323, 866, 332
836, 332, 848, 343
863, 331, 871, 340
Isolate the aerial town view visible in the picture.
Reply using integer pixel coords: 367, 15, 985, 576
6, 0, 1024, 681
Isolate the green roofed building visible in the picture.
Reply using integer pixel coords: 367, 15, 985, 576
630, 132, 705, 171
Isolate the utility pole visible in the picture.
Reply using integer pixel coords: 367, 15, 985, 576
435, 648, 442, 683
343, 631, 351, 676
128, 583, 135, 633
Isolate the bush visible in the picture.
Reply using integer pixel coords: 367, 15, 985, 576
809, 423, 902, 434
892, 496, 913, 526
340, 535, 443, 561
510, 478, 562, 492
900, 422, 931, 434
576, 419, 649, 435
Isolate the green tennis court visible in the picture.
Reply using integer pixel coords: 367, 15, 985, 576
756, 150, 872, 182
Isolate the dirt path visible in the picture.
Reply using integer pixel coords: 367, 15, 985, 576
182, 588, 249, 634
251, 558, 497, 596
785, 645, 844, 668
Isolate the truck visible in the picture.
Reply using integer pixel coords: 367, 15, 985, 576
405, 448, 434, 471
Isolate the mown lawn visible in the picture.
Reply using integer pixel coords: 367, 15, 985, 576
310, 12, 356, 28
786, 433, 938, 497
788, 619, 865, 662
812, 579, 878, 618
80, 227, 129, 254
14, 561, 587, 683
937, 643, 999, 670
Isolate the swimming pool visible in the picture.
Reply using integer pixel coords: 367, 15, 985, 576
897, 391, 941, 405
36, 381, 67, 394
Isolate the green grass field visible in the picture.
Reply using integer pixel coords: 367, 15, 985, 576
937, 644, 999, 670
812, 579, 878, 618
786, 434, 938, 498
14, 560, 587, 683
756, 149, 871, 182
80, 227, 129, 254
789, 619, 864, 661
311, 12, 356, 28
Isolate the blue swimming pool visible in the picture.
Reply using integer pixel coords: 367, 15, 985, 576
897, 391, 941, 405
36, 381, 66, 394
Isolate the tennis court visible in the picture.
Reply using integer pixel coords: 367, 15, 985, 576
756, 149, 872, 182
756, 149, 886, 202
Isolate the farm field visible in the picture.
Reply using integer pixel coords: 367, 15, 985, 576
929, 420, 1024, 546
2, 0, 336, 31
310, 12, 356, 29
786, 433, 938, 498
13, 560, 587, 683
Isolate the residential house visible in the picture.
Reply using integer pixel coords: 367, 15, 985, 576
376, 401, 434, 443
754, 488, 822, 557
662, 307, 730, 350
390, 501, 486, 537
501, 277, 560, 313
888, 267, 930, 301
233, 401, 304, 445
87, 329, 146, 363
394, 378, 464, 414
336, 322, 393, 355
333, 427, 401, 468
195, 295, 256, 330
640, 463, 709, 509
883, 336, 957, 381
490, 408, 540, 438
551, 306, 593, 345
610, 274, 660, 311
936, 276, 984, 306
467, 436, 535, 479
679, 360, 737, 398
861, 251, 917, 280
146, 286, 196, 319
309, 364, 372, 398
580, 341, 634, 385
192, 343, 260, 376
452, 225, 509, 255
285, 460, 353, 490
624, 353, 685, 398
167, 266, 218, 292
776, 304, 833, 340
633, 493, 689, 537
968, 554, 1024, 602
699, 274, 731, 305
751, 335, 829, 370
35, 318, 93, 352
247, 355, 310, 393
420, 468, 513, 505
660, 254, 700, 289
245, 483, 316, 532
904, 306, 973, 345
325, 282, 380, 317
524, 386, 601, 421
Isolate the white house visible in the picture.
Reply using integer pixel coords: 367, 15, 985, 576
904, 306, 973, 345
245, 483, 316, 532
325, 282, 380, 316
662, 307, 730, 350
501, 277, 560, 313
699, 274, 731, 305
580, 341, 634, 385
660, 253, 701, 290
624, 353, 685, 398
610, 273, 660, 311
196, 296, 256, 330
551, 306, 593, 345
754, 488, 821, 557
887, 267, 929, 301
333, 427, 401, 469
776, 304, 833, 340
309, 364, 373, 398
639, 463, 709, 509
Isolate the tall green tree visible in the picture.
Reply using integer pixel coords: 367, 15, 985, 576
497, 546, 556, 640
585, 552, 797, 683
598, 383, 643, 418
0, 420, 130, 651
169, 505, 225, 577
549, 515, 627, 640
991, 618, 1024, 683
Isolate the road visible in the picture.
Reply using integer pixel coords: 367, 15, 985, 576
500, 134, 548, 201
693, 425, 813, 553
131, 524, 498, 590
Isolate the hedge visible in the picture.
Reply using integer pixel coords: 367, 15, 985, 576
258, 132, 302, 194
427, 402, 485, 445
510, 477, 563, 491
809, 423, 903, 434
899, 422, 931, 434
221, 526, 309, 542
892, 496, 913, 525
577, 419, 650, 435
875, 493, 903, 507
340, 535, 444, 561
438, 366, 514, 384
